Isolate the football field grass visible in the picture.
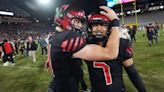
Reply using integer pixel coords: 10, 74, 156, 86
0, 31, 164, 92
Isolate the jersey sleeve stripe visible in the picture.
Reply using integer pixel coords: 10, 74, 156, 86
70, 37, 77, 52
126, 48, 132, 55
129, 47, 133, 52
74, 37, 82, 51
79, 37, 84, 47
73, 37, 80, 51
67, 38, 74, 52
61, 40, 68, 52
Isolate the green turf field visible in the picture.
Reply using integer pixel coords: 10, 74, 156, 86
0, 30, 164, 92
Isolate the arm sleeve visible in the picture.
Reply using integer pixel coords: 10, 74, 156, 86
119, 39, 133, 62
124, 64, 147, 92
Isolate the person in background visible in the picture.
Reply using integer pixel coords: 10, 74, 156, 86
2, 39, 15, 66
39, 37, 48, 55
120, 24, 131, 39
146, 23, 155, 47
27, 36, 37, 63
14, 39, 20, 55
155, 22, 160, 36
20, 40, 26, 55
25, 39, 29, 56
153, 22, 159, 44
129, 26, 136, 43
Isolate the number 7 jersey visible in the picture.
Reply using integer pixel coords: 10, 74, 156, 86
86, 38, 133, 92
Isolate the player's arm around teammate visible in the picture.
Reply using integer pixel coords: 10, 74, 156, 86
73, 6, 120, 61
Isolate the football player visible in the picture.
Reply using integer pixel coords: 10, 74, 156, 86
48, 4, 120, 92
145, 23, 155, 47
86, 13, 147, 92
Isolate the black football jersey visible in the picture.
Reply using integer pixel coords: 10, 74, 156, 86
50, 31, 86, 92
87, 38, 133, 92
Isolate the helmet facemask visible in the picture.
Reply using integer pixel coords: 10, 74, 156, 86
70, 18, 88, 38
87, 13, 111, 45
90, 23, 109, 45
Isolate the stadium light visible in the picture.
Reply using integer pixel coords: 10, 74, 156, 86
107, 0, 115, 8
37, 0, 51, 5
0, 11, 14, 16
127, 11, 131, 14
36, 19, 39, 23
160, 5, 164, 9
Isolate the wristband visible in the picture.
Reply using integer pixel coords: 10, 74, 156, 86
111, 19, 120, 27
